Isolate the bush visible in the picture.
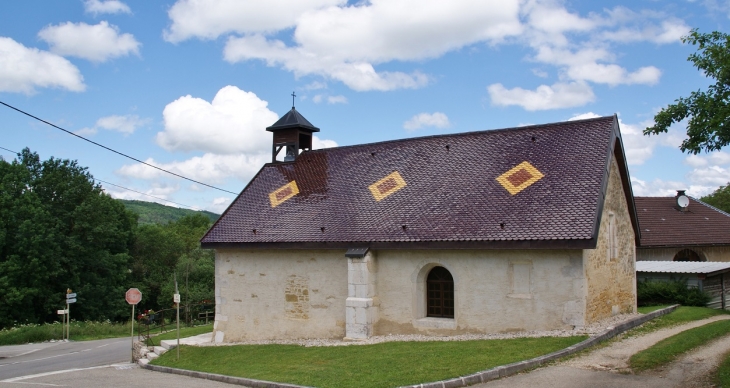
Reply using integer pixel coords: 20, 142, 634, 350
637, 278, 712, 307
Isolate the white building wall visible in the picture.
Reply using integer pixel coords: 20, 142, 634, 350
373, 249, 586, 335
214, 249, 347, 343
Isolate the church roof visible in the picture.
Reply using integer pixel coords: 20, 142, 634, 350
635, 196, 730, 247
266, 107, 320, 132
202, 115, 637, 250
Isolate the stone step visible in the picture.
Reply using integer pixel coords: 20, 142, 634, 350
160, 340, 177, 350
153, 346, 167, 356
146, 352, 159, 361
137, 358, 150, 366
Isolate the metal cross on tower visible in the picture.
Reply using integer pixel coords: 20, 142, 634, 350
291, 91, 296, 108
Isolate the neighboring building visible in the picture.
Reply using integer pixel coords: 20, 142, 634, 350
201, 112, 639, 343
636, 261, 730, 309
635, 195, 730, 262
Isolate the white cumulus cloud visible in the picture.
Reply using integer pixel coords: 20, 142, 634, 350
164, 0, 685, 93
403, 112, 451, 131
312, 94, 348, 104
0, 37, 85, 94
84, 0, 131, 15
117, 153, 270, 184
630, 177, 711, 197
38, 21, 140, 63
75, 114, 149, 136
164, 0, 344, 42
157, 85, 280, 154
489, 82, 595, 111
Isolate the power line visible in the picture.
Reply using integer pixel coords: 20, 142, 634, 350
0, 146, 18, 155
0, 100, 237, 195
1, 145, 200, 210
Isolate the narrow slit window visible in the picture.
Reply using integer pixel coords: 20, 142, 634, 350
608, 212, 617, 261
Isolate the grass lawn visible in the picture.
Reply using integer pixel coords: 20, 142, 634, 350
630, 319, 730, 371
629, 306, 730, 336
146, 324, 212, 346
152, 336, 586, 388
637, 305, 671, 314
0, 321, 132, 345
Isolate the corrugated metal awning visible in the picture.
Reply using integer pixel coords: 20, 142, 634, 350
636, 261, 730, 276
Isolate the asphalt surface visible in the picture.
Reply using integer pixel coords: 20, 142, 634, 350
0, 338, 228, 388
0, 364, 235, 388
0, 337, 131, 381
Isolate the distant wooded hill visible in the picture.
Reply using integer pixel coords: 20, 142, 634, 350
119, 199, 219, 225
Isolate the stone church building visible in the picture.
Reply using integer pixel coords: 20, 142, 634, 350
201, 111, 639, 343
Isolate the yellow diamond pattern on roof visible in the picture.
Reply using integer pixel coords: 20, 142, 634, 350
496, 161, 544, 195
369, 171, 406, 202
269, 181, 300, 208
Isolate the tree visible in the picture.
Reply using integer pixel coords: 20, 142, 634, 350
700, 183, 730, 213
644, 29, 730, 154
0, 149, 135, 327
129, 213, 213, 313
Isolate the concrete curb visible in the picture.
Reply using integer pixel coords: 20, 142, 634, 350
141, 363, 313, 388
142, 305, 678, 388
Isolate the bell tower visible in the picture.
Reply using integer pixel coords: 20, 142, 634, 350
266, 92, 320, 163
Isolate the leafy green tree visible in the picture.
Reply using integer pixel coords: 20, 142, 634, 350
0, 149, 135, 328
700, 183, 730, 213
644, 29, 730, 153
130, 213, 213, 313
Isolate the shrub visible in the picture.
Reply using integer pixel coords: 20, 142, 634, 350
637, 278, 712, 307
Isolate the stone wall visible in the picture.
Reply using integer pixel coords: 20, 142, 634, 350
373, 249, 586, 335
637, 246, 730, 262
583, 155, 637, 322
213, 249, 347, 343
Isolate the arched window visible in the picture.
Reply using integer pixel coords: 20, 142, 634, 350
427, 267, 454, 318
673, 249, 704, 262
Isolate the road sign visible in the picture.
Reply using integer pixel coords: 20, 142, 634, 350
173, 294, 180, 303
66, 293, 77, 299
57, 309, 68, 314
125, 288, 142, 305
66, 298, 77, 304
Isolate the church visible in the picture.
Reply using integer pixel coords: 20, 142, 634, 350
200, 109, 638, 343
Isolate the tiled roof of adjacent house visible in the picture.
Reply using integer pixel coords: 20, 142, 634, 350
635, 196, 730, 247
202, 115, 636, 249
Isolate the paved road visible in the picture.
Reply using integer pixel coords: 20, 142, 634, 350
0, 338, 131, 381
0, 364, 235, 388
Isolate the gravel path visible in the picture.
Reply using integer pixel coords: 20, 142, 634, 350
562, 314, 730, 373
645, 328, 730, 388
477, 314, 730, 388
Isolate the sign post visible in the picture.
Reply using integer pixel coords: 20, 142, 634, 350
174, 273, 180, 360
65, 289, 76, 340
125, 288, 142, 363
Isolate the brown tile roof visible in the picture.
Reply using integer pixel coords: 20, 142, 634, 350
635, 197, 730, 247
202, 115, 637, 249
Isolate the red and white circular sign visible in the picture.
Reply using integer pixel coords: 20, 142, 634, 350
125, 288, 142, 305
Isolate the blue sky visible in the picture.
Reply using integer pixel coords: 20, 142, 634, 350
1, 0, 730, 213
